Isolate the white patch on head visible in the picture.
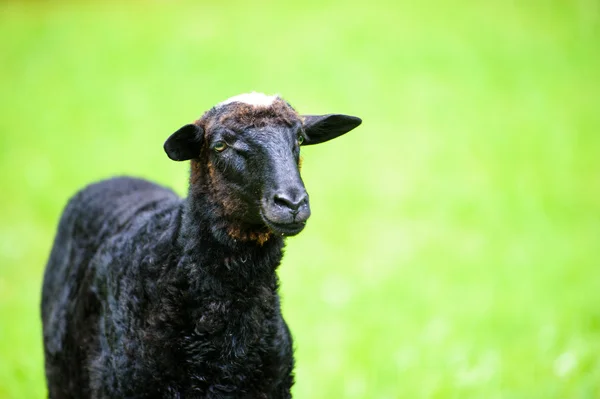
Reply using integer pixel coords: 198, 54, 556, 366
219, 92, 278, 107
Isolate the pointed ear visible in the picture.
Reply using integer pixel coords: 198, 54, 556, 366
164, 124, 204, 161
302, 114, 362, 145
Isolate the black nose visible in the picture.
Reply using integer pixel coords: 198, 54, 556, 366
273, 191, 308, 211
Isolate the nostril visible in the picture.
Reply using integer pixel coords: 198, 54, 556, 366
273, 193, 296, 209
273, 192, 307, 211
273, 194, 289, 208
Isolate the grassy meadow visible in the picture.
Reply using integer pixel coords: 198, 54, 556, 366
1, 0, 599, 397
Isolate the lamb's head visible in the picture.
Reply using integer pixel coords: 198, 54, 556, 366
164, 92, 361, 241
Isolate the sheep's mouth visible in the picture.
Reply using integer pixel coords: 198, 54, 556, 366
267, 222, 306, 236
261, 212, 306, 236
267, 220, 306, 236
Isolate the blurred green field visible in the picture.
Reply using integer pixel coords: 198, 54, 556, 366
1, 0, 599, 397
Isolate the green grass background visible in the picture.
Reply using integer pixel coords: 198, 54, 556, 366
1, 0, 599, 397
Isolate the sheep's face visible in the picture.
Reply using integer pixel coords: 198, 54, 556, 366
164, 93, 361, 241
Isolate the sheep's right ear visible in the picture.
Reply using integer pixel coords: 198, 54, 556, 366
164, 124, 204, 161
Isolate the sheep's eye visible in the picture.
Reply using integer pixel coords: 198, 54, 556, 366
297, 135, 305, 145
213, 141, 227, 152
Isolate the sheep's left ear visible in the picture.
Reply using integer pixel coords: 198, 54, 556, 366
301, 114, 362, 145
164, 124, 204, 161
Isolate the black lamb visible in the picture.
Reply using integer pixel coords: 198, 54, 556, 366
41, 92, 362, 398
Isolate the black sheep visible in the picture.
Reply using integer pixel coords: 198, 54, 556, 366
41, 92, 361, 398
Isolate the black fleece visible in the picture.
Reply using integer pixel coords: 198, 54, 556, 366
42, 176, 293, 398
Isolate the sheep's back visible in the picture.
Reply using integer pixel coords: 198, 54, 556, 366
69, 177, 179, 238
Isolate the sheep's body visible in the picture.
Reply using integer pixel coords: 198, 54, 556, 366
42, 177, 292, 398
42, 93, 361, 398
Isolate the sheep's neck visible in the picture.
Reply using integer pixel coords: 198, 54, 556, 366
177, 183, 285, 292
146, 196, 286, 382
174, 190, 286, 357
